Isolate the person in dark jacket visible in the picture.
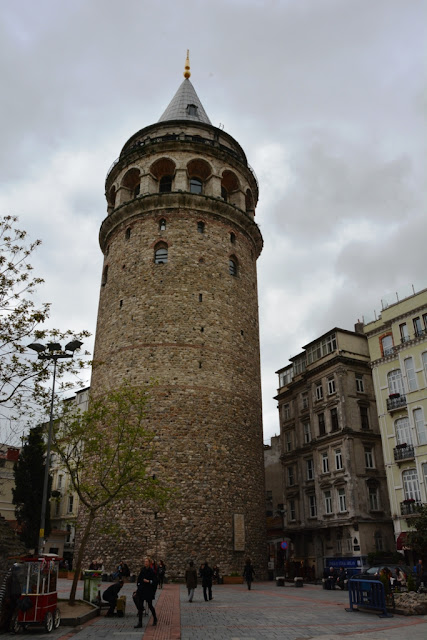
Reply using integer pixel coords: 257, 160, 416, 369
102, 580, 123, 616
200, 562, 213, 601
243, 558, 255, 590
158, 560, 166, 589
185, 561, 198, 602
134, 558, 157, 628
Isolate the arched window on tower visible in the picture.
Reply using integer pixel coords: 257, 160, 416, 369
230, 232, 236, 244
221, 186, 228, 201
221, 170, 239, 205
197, 221, 205, 234
190, 177, 203, 194
159, 175, 172, 193
125, 227, 131, 240
121, 168, 140, 202
229, 256, 238, 277
101, 265, 108, 286
154, 243, 168, 264
159, 218, 166, 231
245, 189, 254, 214
187, 159, 211, 195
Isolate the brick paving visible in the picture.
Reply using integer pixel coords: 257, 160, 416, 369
32, 579, 427, 640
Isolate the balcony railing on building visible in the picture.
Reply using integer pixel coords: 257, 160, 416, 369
400, 500, 423, 515
393, 443, 415, 461
386, 394, 407, 411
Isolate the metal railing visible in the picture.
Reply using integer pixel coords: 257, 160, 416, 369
386, 395, 407, 411
393, 444, 415, 461
400, 500, 423, 515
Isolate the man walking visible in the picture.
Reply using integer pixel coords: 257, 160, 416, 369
185, 561, 198, 602
200, 561, 213, 601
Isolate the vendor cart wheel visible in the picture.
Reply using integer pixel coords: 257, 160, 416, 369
53, 608, 61, 629
44, 611, 54, 633
10, 615, 20, 634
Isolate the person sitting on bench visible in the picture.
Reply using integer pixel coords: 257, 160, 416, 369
102, 580, 124, 616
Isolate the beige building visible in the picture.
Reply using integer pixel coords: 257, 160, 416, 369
363, 288, 427, 555
44, 387, 89, 565
264, 436, 286, 575
275, 328, 394, 578
0, 446, 20, 525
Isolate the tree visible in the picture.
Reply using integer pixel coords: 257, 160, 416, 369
407, 505, 427, 557
51, 383, 169, 605
0, 215, 89, 433
12, 425, 52, 549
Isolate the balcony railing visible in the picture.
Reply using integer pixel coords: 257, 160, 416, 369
386, 395, 407, 411
400, 500, 423, 515
394, 443, 415, 461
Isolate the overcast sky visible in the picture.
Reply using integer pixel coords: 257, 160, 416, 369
1, 0, 425, 443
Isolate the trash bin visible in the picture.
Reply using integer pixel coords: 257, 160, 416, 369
83, 570, 102, 604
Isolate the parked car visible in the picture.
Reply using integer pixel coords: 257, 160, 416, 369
356, 564, 412, 578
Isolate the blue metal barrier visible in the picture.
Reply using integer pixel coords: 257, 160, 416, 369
345, 577, 393, 618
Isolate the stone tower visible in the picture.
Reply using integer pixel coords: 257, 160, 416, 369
89, 55, 266, 577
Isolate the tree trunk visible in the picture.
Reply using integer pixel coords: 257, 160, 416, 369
69, 509, 96, 605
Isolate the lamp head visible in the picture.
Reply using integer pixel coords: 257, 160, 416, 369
28, 343, 46, 353
64, 340, 83, 352
47, 343, 62, 352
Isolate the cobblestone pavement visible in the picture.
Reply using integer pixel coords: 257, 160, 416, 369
18, 579, 427, 640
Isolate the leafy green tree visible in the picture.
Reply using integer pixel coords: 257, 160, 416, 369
12, 425, 52, 549
407, 504, 427, 557
52, 383, 169, 605
0, 215, 89, 433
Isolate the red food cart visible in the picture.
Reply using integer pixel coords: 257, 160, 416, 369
11, 554, 61, 633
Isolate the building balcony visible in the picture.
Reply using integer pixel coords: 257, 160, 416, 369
400, 500, 423, 516
386, 394, 407, 412
393, 443, 415, 462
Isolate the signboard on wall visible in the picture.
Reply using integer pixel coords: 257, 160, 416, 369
234, 514, 245, 551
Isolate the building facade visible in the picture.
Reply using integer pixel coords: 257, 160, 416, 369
363, 288, 427, 555
264, 436, 286, 576
275, 328, 394, 578
82, 57, 267, 576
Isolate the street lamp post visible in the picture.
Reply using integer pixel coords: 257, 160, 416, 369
28, 340, 83, 555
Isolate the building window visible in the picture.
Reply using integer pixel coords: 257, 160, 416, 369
400, 323, 409, 343
327, 376, 336, 395
197, 221, 205, 234
67, 495, 74, 514
159, 175, 172, 193
229, 258, 238, 277
289, 500, 296, 521
283, 404, 291, 421
190, 177, 203, 194
159, 218, 166, 231
186, 103, 198, 116
369, 486, 380, 511
355, 373, 365, 393
337, 535, 342, 553
301, 392, 309, 410
335, 448, 343, 470
364, 447, 374, 469
303, 422, 311, 444
55, 500, 60, 516
413, 316, 423, 337
404, 357, 417, 392
322, 452, 329, 473
266, 490, 273, 502
306, 458, 315, 480
285, 430, 293, 452
395, 416, 412, 445
309, 495, 317, 517
57, 475, 63, 490
154, 244, 168, 264
315, 383, 323, 401
125, 227, 131, 240
423, 352, 427, 383
337, 488, 347, 512
287, 466, 295, 486
318, 413, 326, 436
414, 408, 427, 445
387, 369, 404, 396
330, 407, 339, 431
374, 531, 383, 551
360, 406, 370, 430
402, 468, 421, 501
306, 333, 337, 364
324, 490, 332, 514
422, 462, 427, 491
381, 334, 394, 356
345, 534, 352, 552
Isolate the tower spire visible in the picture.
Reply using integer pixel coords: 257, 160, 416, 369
184, 49, 191, 79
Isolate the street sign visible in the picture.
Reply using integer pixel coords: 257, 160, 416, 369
280, 541, 288, 550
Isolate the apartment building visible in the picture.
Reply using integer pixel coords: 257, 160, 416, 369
275, 328, 394, 577
363, 288, 427, 555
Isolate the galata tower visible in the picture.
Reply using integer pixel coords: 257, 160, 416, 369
88, 54, 266, 577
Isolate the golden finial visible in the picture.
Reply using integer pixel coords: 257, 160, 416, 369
184, 49, 191, 79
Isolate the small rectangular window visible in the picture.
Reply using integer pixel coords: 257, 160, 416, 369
301, 392, 309, 410
289, 500, 296, 521
404, 357, 417, 392
335, 448, 343, 470
322, 452, 329, 473
330, 407, 339, 431
67, 495, 74, 514
400, 323, 409, 343
309, 495, 317, 517
413, 317, 422, 336
324, 490, 332, 514
381, 334, 393, 356
318, 413, 326, 436
315, 383, 323, 401
355, 373, 365, 393
285, 431, 293, 452
338, 488, 347, 512
327, 376, 336, 395
287, 466, 295, 486
306, 458, 315, 480
369, 487, 379, 511
303, 422, 311, 444
364, 447, 374, 469
283, 403, 291, 420
414, 408, 427, 445
360, 406, 370, 430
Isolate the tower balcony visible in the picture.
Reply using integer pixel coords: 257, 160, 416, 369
386, 394, 407, 412
393, 443, 415, 462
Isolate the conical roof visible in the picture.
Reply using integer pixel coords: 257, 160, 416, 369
158, 78, 212, 125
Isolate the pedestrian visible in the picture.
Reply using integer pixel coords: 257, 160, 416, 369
200, 561, 213, 601
243, 558, 255, 590
213, 565, 220, 584
102, 579, 124, 617
158, 560, 166, 589
416, 559, 424, 590
134, 558, 158, 628
185, 560, 198, 602
336, 567, 347, 590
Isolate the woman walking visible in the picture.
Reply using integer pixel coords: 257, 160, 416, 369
243, 558, 255, 590
134, 558, 158, 628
